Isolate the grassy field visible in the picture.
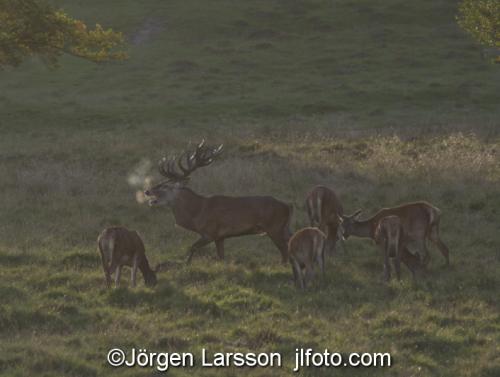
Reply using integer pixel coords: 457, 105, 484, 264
1, 0, 499, 376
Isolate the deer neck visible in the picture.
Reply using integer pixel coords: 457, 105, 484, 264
351, 218, 377, 239
137, 254, 153, 274
171, 188, 204, 230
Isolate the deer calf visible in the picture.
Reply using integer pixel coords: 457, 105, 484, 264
288, 227, 326, 289
97, 227, 157, 288
374, 216, 407, 281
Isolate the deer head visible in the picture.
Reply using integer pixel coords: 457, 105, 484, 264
340, 209, 362, 239
144, 140, 223, 207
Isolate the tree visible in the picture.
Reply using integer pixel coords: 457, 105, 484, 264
0, 0, 127, 68
457, 0, 500, 63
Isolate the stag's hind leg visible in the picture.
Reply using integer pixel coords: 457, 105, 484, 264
428, 223, 450, 266
267, 231, 289, 264
186, 237, 212, 264
215, 239, 225, 260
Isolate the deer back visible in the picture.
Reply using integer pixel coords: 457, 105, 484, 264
288, 227, 326, 265
98, 227, 145, 267
306, 186, 343, 228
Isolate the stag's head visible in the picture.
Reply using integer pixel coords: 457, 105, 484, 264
144, 140, 223, 207
340, 209, 362, 239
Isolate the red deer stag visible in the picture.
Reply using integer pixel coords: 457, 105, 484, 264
144, 141, 293, 264
305, 185, 344, 255
374, 216, 406, 281
341, 201, 450, 267
98, 227, 157, 288
288, 227, 326, 289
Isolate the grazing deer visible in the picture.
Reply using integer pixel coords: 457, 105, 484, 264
305, 185, 344, 255
144, 141, 293, 264
374, 216, 406, 281
97, 227, 157, 288
288, 227, 326, 289
341, 201, 449, 267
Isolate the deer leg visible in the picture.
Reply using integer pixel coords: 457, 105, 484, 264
267, 232, 289, 264
307, 199, 314, 226
100, 251, 112, 288
320, 247, 325, 277
318, 248, 326, 287
304, 264, 315, 289
400, 247, 419, 280
290, 258, 300, 288
114, 265, 122, 288
328, 223, 344, 256
215, 239, 225, 260
393, 255, 401, 281
383, 247, 391, 282
131, 254, 138, 288
186, 237, 212, 264
428, 223, 450, 266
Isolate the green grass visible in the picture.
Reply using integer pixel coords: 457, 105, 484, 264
1, 0, 499, 376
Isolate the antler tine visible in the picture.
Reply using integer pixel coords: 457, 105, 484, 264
194, 143, 224, 167
158, 141, 222, 182
158, 154, 186, 181
177, 151, 192, 175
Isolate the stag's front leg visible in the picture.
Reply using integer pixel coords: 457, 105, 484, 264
215, 239, 225, 260
186, 237, 212, 264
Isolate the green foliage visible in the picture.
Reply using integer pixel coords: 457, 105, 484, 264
0, 0, 126, 67
457, 0, 500, 63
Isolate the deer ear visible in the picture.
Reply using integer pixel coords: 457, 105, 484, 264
353, 209, 362, 219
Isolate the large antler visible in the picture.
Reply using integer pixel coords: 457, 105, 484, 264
158, 140, 224, 182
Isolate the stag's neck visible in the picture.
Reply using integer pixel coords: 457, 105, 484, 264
172, 188, 205, 231
352, 218, 377, 240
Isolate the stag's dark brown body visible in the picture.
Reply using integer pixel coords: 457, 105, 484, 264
145, 141, 293, 263
171, 188, 293, 262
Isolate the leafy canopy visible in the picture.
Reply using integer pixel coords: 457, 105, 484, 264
457, 0, 500, 63
0, 0, 127, 67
